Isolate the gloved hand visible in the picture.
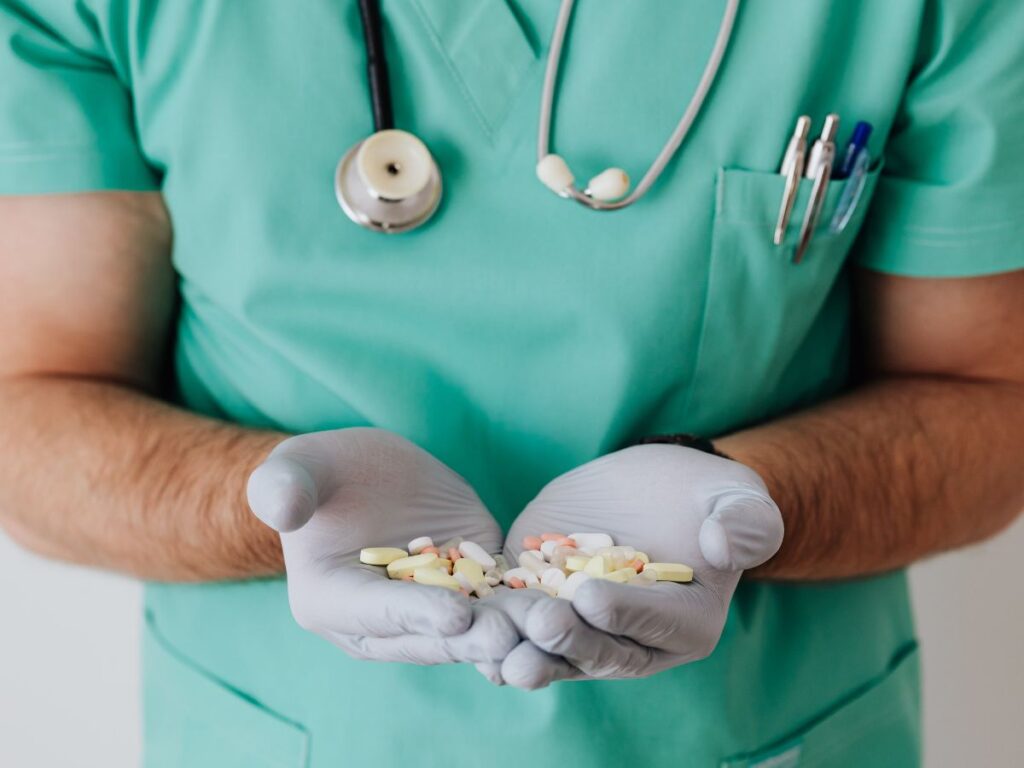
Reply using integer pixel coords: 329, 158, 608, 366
247, 427, 518, 665
489, 444, 784, 689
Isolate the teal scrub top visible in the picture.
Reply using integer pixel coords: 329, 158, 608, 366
3, 1, 1024, 765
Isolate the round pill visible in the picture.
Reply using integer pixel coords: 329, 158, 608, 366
407, 536, 434, 554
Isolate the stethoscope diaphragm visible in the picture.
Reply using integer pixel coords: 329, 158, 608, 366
335, 129, 442, 234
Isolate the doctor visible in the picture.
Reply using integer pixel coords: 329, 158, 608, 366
1, 1, 1022, 766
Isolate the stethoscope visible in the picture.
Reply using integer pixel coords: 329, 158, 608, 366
336, 0, 740, 233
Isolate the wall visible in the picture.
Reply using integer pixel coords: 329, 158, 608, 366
1, 518, 1022, 767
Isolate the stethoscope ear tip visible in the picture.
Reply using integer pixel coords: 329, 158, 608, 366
536, 154, 632, 205
584, 167, 630, 202
536, 153, 575, 196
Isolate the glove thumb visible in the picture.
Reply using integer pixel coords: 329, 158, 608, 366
699, 493, 784, 571
247, 453, 320, 533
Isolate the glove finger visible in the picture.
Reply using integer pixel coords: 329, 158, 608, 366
289, 567, 473, 638
472, 589, 552, 687
481, 586, 549, 634
326, 601, 519, 665
475, 662, 505, 686
498, 640, 584, 690
522, 596, 666, 679
701, 494, 784, 571
570, 578, 724, 659
247, 454, 320, 533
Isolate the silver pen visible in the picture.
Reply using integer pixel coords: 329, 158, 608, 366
794, 113, 839, 263
774, 115, 811, 245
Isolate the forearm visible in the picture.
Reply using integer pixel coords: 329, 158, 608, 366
718, 375, 1024, 580
0, 375, 285, 581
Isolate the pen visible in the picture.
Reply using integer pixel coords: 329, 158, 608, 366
794, 113, 839, 263
836, 121, 872, 180
774, 115, 811, 246
830, 121, 873, 232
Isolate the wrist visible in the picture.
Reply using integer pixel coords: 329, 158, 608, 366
636, 433, 732, 460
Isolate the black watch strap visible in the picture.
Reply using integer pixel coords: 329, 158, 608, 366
636, 433, 731, 460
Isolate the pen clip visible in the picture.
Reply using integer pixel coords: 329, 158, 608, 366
794, 113, 839, 263
773, 115, 811, 246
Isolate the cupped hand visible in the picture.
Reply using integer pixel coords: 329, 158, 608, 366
486, 444, 784, 689
247, 427, 518, 665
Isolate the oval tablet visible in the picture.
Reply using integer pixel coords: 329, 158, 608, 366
644, 562, 694, 583
522, 535, 543, 551
359, 547, 408, 566
407, 536, 434, 555
454, 558, 485, 584
502, 567, 539, 586
386, 552, 438, 579
568, 532, 614, 553
413, 567, 462, 591
518, 550, 547, 575
458, 541, 496, 570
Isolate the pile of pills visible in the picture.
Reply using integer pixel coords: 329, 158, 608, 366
359, 532, 692, 601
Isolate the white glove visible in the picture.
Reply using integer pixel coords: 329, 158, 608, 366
247, 427, 518, 665
490, 444, 784, 689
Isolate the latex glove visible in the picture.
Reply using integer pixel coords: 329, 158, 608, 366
247, 427, 517, 665
493, 444, 784, 689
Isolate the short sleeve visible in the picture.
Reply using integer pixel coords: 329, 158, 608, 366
853, 0, 1024, 277
0, 1, 157, 194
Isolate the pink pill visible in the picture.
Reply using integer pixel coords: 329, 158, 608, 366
522, 536, 543, 551
421, 546, 440, 555
627, 559, 645, 573
508, 577, 526, 589
540, 532, 565, 542
448, 547, 463, 561
556, 537, 577, 548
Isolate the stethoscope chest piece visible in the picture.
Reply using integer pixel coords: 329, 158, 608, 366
335, 129, 442, 234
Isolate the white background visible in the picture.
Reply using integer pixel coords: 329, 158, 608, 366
1, 518, 1022, 768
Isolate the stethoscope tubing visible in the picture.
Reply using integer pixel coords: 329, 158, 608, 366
357, 0, 394, 132
538, 0, 741, 211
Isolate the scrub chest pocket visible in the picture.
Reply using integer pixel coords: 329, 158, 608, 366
720, 642, 921, 768
685, 164, 883, 434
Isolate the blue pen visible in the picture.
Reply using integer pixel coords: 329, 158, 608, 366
830, 121, 873, 233
836, 121, 872, 180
